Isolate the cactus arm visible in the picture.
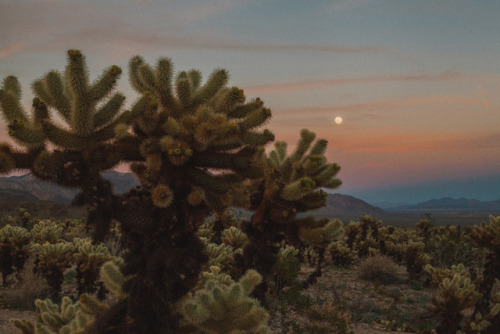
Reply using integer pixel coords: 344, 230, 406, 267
155, 57, 180, 113
191, 69, 228, 106
0, 88, 28, 123
89, 65, 122, 102
176, 71, 192, 108
65, 50, 94, 136
237, 107, 272, 131
239, 130, 275, 147
41, 121, 88, 149
93, 92, 125, 128
128, 55, 149, 93
9, 126, 46, 147
2, 75, 22, 98
38, 71, 72, 121
187, 69, 202, 90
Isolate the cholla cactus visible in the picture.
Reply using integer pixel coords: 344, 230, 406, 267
0, 224, 32, 286
10, 296, 91, 334
34, 242, 73, 298
72, 238, 114, 297
273, 245, 301, 291
1, 51, 276, 333
204, 241, 241, 272
0, 76, 46, 156
10, 261, 127, 334
180, 269, 269, 334
197, 266, 234, 288
222, 226, 248, 250
327, 241, 358, 267
31, 220, 63, 244
426, 263, 482, 333
235, 130, 341, 302
467, 215, 500, 333
0, 50, 133, 186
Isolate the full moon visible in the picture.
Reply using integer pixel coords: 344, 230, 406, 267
334, 116, 343, 125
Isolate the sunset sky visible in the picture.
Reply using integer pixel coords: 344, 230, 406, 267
1, 0, 499, 204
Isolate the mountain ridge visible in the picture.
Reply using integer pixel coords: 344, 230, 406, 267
388, 197, 500, 211
1, 173, 499, 213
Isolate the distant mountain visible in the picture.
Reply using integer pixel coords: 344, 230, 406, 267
389, 197, 500, 211
0, 188, 39, 202
0, 172, 139, 204
372, 201, 412, 210
312, 193, 386, 218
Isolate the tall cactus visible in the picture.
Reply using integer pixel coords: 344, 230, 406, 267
235, 130, 341, 302
0, 51, 276, 333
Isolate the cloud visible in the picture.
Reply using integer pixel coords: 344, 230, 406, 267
244, 71, 465, 94
0, 42, 27, 60
273, 94, 488, 117
0, 0, 392, 61
330, 131, 500, 154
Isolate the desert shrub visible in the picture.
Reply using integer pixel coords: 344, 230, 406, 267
1, 257, 51, 310
304, 301, 353, 334
358, 254, 402, 284
426, 225, 487, 270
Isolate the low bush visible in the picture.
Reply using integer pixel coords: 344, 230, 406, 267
1, 258, 51, 310
358, 255, 402, 284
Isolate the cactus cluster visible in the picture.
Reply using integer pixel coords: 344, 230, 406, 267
0, 224, 32, 286
180, 269, 269, 334
72, 238, 114, 297
10, 261, 126, 334
34, 242, 74, 298
0, 50, 349, 333
422, 216, 500, 333
11, 296, 92, 334
235, 130, 342, 302
0, 50, 279, 333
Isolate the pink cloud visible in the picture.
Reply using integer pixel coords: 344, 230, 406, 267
0, 42, 27, 60
326, 131, 500, 154
244, 71, 465, 94
273, 94, 488, 117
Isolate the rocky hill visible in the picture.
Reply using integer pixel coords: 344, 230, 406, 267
311, 193, 386, 218
0, 172, 139, 204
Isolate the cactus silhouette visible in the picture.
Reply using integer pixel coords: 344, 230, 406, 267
0, 50, 275, 333
231, 130, 341, 302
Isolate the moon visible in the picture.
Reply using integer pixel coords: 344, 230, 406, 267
334, 116, 343, 125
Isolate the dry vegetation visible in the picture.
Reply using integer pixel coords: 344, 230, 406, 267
0, 261, 435, 334
1, 209, 499, 334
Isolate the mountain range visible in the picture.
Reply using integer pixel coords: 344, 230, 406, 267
0, 172, 139, 204
1, 172, 499, 219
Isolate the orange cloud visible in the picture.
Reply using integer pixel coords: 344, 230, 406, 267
327, 131, 500, 154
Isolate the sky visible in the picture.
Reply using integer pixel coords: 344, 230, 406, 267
1, 0, 500, 204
